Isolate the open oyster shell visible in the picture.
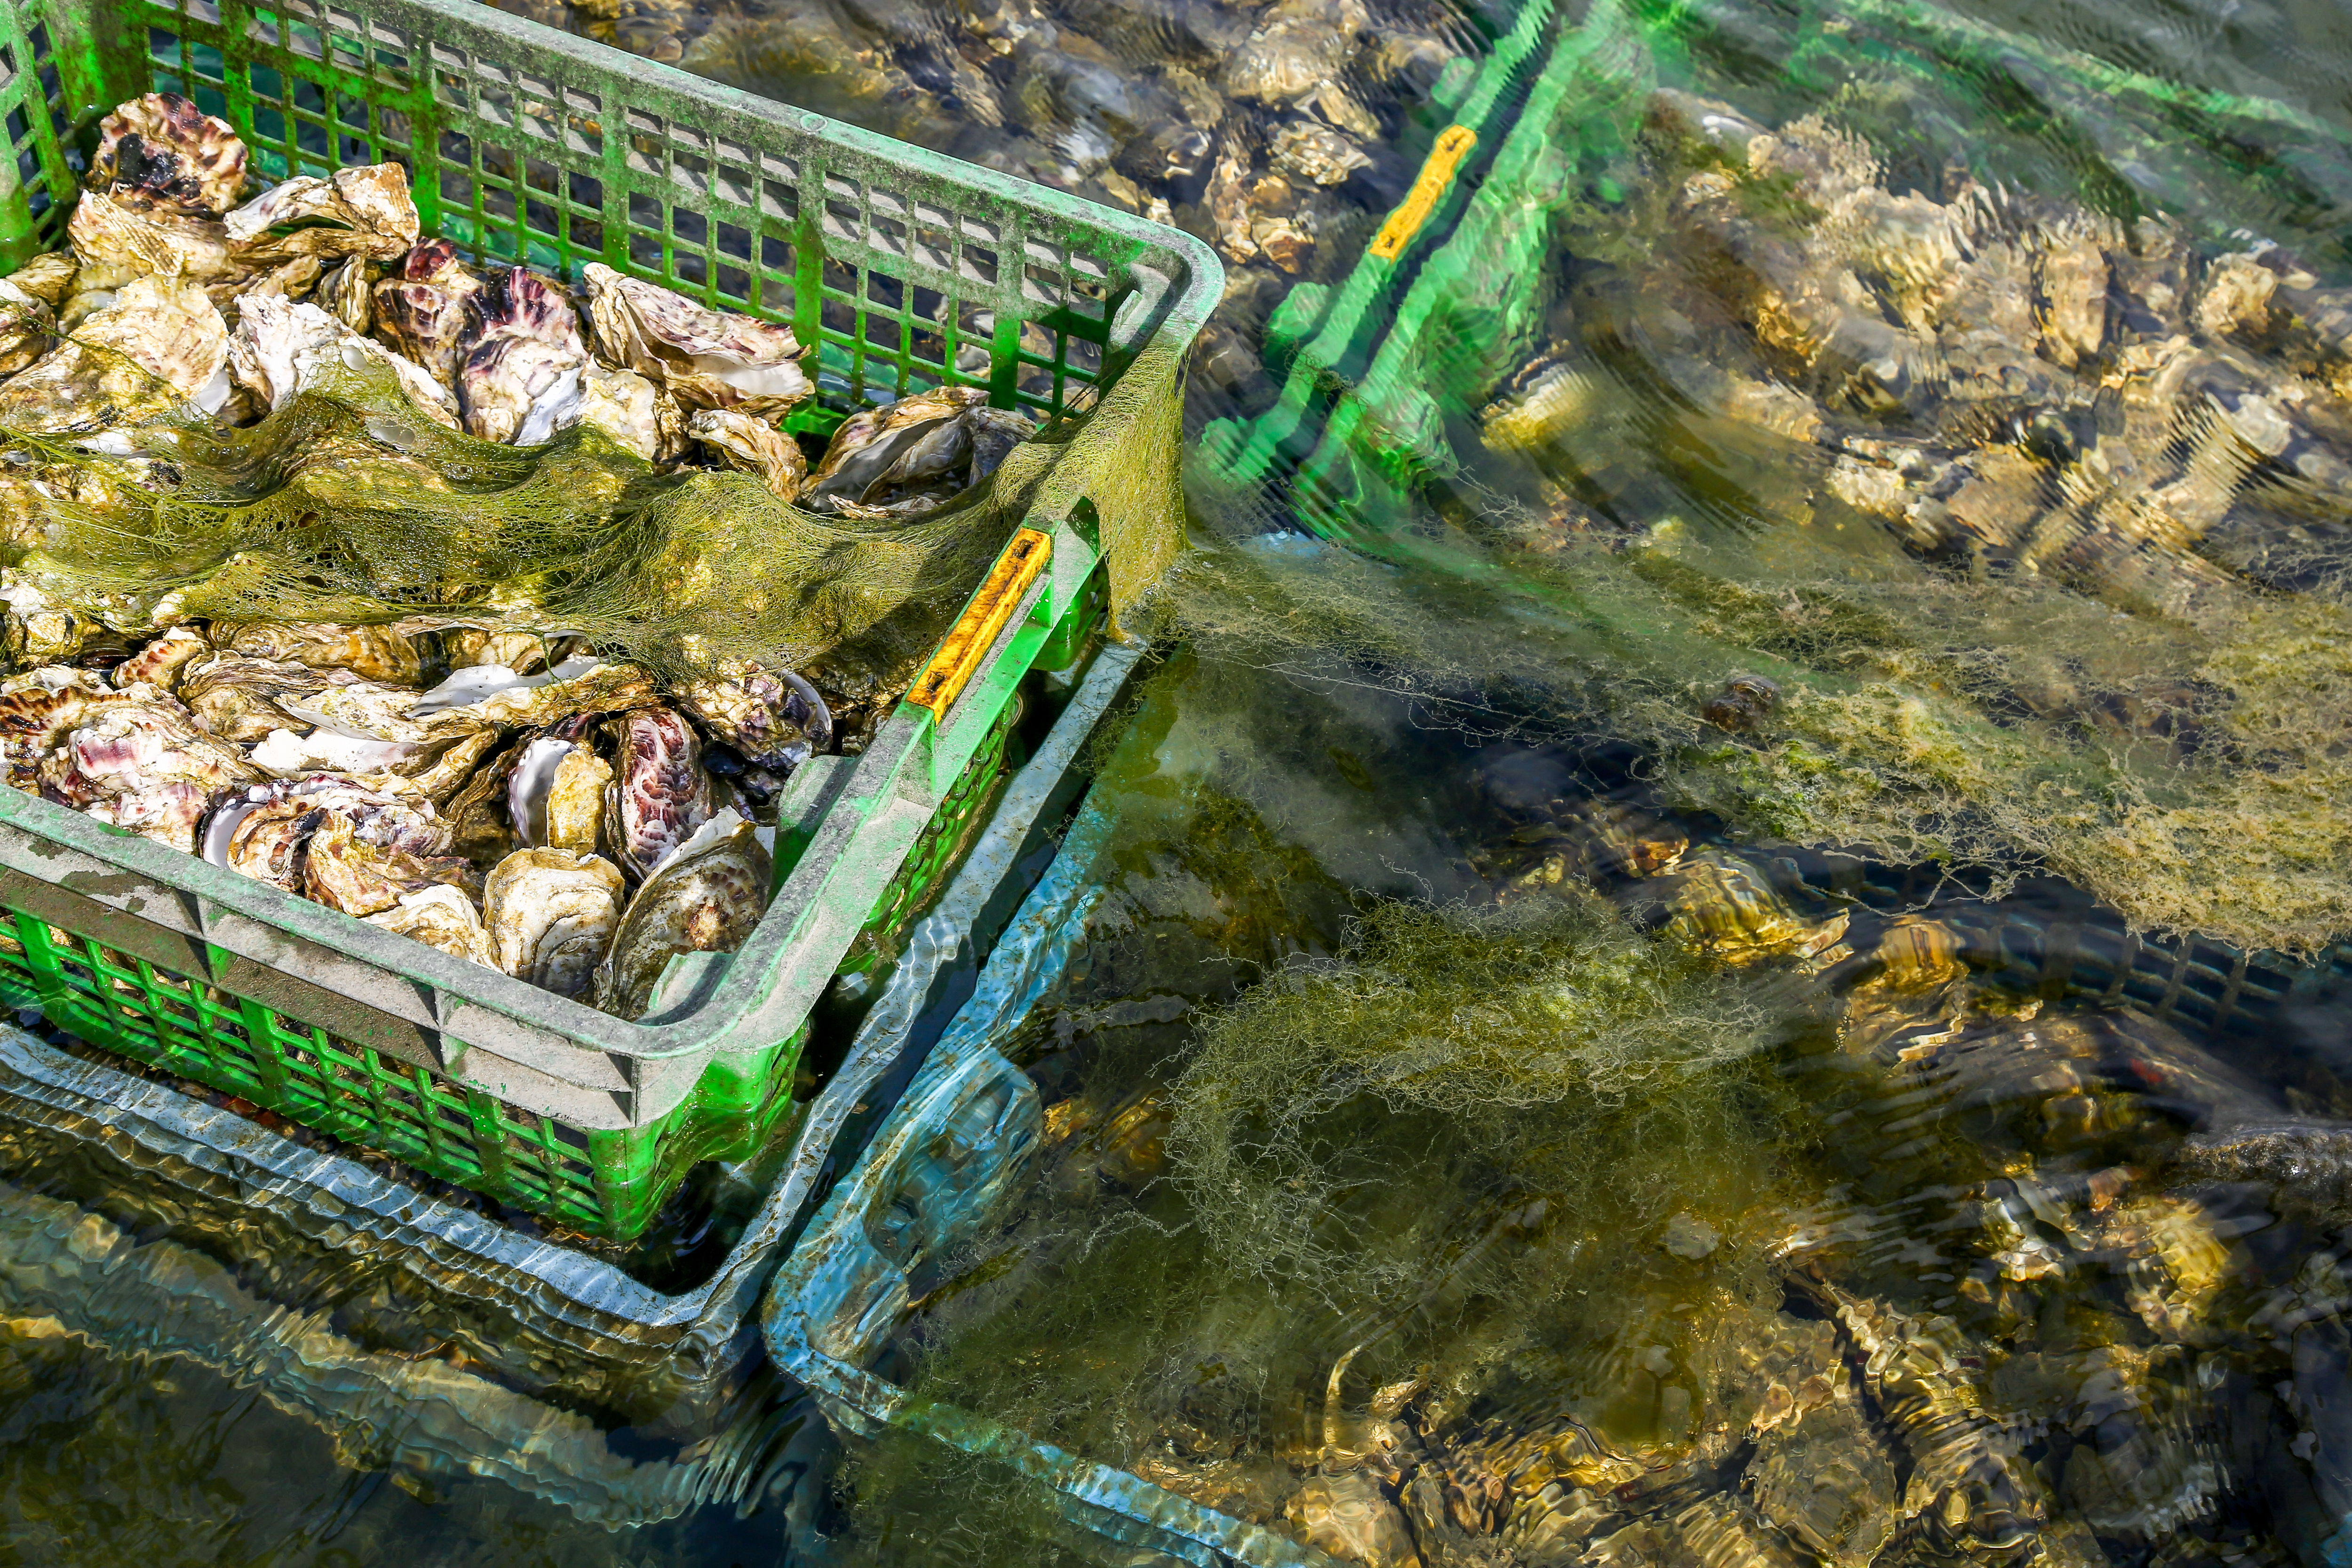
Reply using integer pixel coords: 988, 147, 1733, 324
798, 386, 1035, 516
224, 165, 421, 263
456, 267, 588, 445
581, 262, 810, 417
688, 406, 807, 499
595, 808, 771, 1020
91, 93, 248, 217
484, 846, 626, 999
372, 240, 486, 390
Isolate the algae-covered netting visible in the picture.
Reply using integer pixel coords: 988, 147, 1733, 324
3, 338, 1185, 696
1145, 0, 2352, 958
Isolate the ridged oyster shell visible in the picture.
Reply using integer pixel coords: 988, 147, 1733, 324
0, 279, 57, 378
582, 262, 810, 417
688, 406, 806, 498
595, 808, 771, 1019
601, 704, 714, 882
228, 293, 459, 425
363, 883, 493, 966
457, 267, 588, 446
798, 386, 1035, 516
180, 653, 365, 743
90, 93, 248, 217
110, 625, 211, 692
224, 165, 420, 263
678, 661, 832, 770
216, 620, 422, 685
0, 274, 231, 431
372, 240, 485, 390
484, 846, 626, 998
578, 362, 688, 462
38, 700, 259, 853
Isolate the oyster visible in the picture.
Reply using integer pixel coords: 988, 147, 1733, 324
678, 661, 832, 770
316, 255, 379, 335
0, 673, 151, 785
228, 293, 460, 425
483, 846, 626, 998
303, 804, 474, 916
601, 704, 715, 882
798, 386, 1036, 516
507, 735, 614, 852
223, 164, 421, 263
1283, 1471, 1419, 1568
1659, 851, 1851, 967
687, 406, 808, 499
594, 808, 771, 1019
0, 279, 56, 377
0, 274, 232, 430
247, 724, 421, 778
456, 267, 588, 445
372, 240, 486, 390
180, 653, 364, 743
89, 93, 248, 216
578, 361, 688, 462
363, 883, 493, 966
39, 700, 259, 853
581, 262, 811, 416
1271, 121, 1372, 188
413, 657, 656, 731
8, 253, 77, 308
110, 625, 210, 692
201, 772, 451, 899
217, 620, 421, 685
64, 186, 240, 292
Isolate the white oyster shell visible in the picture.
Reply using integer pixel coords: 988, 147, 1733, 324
483, 846, 626, 999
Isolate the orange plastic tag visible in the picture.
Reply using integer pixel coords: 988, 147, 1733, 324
908, 527, 1054, 720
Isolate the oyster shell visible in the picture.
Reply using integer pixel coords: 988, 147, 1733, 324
799, 386, 1036, 516
581, 262, 811, 416
687, 406, 807, 499
578, 361, 689, 462
1284, 1472, 1418, 1568
90, 94, 248, 217
372, 240, 486, 390
601, 704, 714, 882
507, 735, 572, 847
419, 659, 657, 732
594, 808, 770, 1019
246, 725, 421, 778
217, 620, 421, 685
0, 274, 232, 430
0, 279, 56, 377
444, 629, 560, 675
9, 254, 78, 308
315, 255, 379, 336
64, 187, 240, 293
483, 846, 626, 998
40, 700, 259, 852
110, 625, 211, 692
227, 293, 459, 426
363, 883, 494, 966
1271, 121, 1372, 187
223, 165, 421, 263
457, 267, 588, 445
0, 673, 152, 785
180, 653, 363, 743
303, 805, 474, 916
678, 661, 832, 770
506, 734, 613, 852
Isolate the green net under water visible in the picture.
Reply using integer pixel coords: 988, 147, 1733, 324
2, 337, 1185, 697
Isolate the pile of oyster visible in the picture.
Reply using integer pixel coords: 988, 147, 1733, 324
0, 620, 831, 1019
0, 93, 1034, 519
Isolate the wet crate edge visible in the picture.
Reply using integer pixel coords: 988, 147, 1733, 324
0, 0, 1208, 1240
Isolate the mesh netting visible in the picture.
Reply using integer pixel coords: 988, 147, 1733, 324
8, 337, 1186, 698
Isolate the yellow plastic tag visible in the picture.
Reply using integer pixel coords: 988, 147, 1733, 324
1368, 125, 1478, 260
908, 527, 1054, 720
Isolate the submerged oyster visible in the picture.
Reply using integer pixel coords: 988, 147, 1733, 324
483, 846, 627, 998
372, 239, 486, 389
217, 620, 421, 685
0, 274, 232, 430
678, 661, 832, 770
228, 293, 459, 425
595, 808, 771, 1019
90, 93, 248, 217
457, 267, 588, 445
688, 406, 808, 499
798, 386, 1035, 516
602, 704, 715, 882
363, 883, 493, 966
223, 164, 421, 263
577, 361, 689, 462
38, 700, 259, 853
581, 262, 811, 416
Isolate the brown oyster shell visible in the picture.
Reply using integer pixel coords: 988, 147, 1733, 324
456, 267, 588, 446
303, 806, 475, 916
316, 255, 379, 335
594, 809, 770, 1019
91, 94, 249, 217
111, 626, 212, 692
600, 704, 714, 883
371, 240, 486, 390
687, 406, 807, 499
483, 846, 626, 998
581, 262, 810, 417
9, 254, 78, 307
224, 165, 421, 263
677, 661, 831, 770
217, 621, 422, 685
798, 385, 1034, 516
180, 653, 364, 743
227, 293, 459, 425
65, 189, 241, 292
0, 279, 56, 378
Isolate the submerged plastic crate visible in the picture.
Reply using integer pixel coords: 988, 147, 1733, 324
0, 0, 1216, 1240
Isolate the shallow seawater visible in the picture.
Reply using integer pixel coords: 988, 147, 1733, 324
9, 0, 2352, 1560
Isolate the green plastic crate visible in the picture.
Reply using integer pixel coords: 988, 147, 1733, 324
0, 0, 1216, 1240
